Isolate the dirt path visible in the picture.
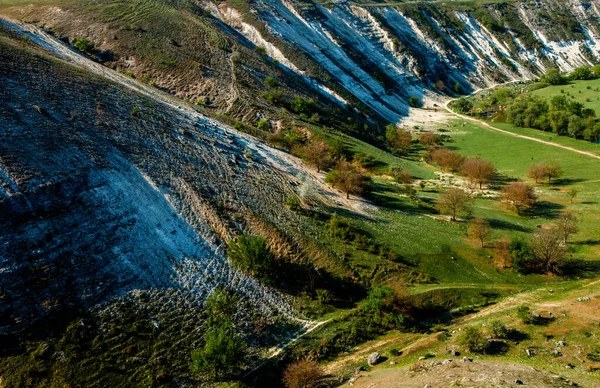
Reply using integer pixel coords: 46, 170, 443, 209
444, 91, 600, 161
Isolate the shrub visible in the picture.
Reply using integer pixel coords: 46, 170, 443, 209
264, 76, 278, 88
516, 305, 533, 324
227, 235, 275, 281
459, 326, 488, 353
282, 359, 323, 388
408, 96, 422, 108
490, 320, 509, 339
191, 320, 246, 377
257, 119, 271, 131
291, 97, 315, 114
73, 37, 95, 55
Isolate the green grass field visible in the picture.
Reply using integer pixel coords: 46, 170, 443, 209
530, 78, 600, 116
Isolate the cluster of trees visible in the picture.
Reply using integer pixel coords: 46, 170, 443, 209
506, 94, 600, 141
430, 148, 497, 189
541, 65, 600, 86
325, 160, 372, 199
527, 162, 563, 184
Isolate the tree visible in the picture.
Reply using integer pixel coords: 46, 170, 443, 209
570, 66, 592, 80
567, 188, 578, 204
527, 163, 547, 184
460, 157, 496, 189
452, 98, 473, 114
502, 182, 537, 214
386, 124, 412, 154
191, 320, 246, 377
510, 237, 535, 273
468, 218, 491, 248
494, 237, 511, 268
282, 359, 323, 388
557, 211, 578, 243
530, 227, 567, 274
541, 67, 565, 85
301, 141, 332, 173
436, 188, 471, 221
325, 160, 372, 199
459, 326, 488, 353
228, 235, 275, 281
418, 132, 438, 150
431, 148, 464, 172
545, 162, 563, 184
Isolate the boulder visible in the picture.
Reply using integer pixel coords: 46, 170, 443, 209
368, 352, 381, 366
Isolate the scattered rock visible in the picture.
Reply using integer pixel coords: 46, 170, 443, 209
556, 341, 567, 347
514, 379, 524, 385
390, 361, 396, 365
462, 357, 473, 362
450, 349, 460, 357
419, 356, 427, 361
354, 366, 363, 375
368, 352, 381, 366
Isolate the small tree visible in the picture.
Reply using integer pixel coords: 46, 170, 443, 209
567, 188, 578, 204
530, 227, 567, 274
431, 148, 464, 172
468, 218, 491, 248
502, 182, 537, 214
301, 141, 332, 173
436, 188, 470, 221
527, 163, 547, 184
459, 326, 488, 353
227, 235, 275, 281
494, 237, 511, 268
460, 157, 496, 189
386, 124, 412, 154
516, 305, 533, 324
418, 132, 438, 150
557, 211, 578, 243
282, 359, 323, 388
325, 160, 372, 199
545, 162, 563, 184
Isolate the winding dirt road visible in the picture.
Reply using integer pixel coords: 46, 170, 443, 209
444, 92, 600, 161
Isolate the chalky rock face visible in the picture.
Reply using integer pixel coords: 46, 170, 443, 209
0, 28, 319, 334
205, 0, 600, 123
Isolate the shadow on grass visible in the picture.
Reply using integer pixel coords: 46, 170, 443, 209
561, 259, 600, 278
507, 329, 530, 343
551, 177, 586, 186
487, 218, 531, 233
523, 201, 564, 219
571, 239, 600, 246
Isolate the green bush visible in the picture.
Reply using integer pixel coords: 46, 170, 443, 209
257, 119, 271, 131
408, 96, 422, 108
191, 320, 246, 377
227, 235, 275, 282
73, 37, 95, 55
291, 97, 315, 114
490, 320, 509, 339
459, 326, 488, 353
264, 76, 278, 88
516, 305, 533, 324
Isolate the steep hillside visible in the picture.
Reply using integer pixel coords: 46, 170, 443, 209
3, 0, 600, 127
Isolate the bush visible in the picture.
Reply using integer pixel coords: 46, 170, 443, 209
191, 320, 246, 377
282, 359, 323, 388
73, 37, 95, 55
291, 97, 315, 114
264, 76, 278, 88
490, 320, 509, 339
459, 326, 488, 353
516, 305, 533, 324
257, 119, 271, 131
408, 96, 422, 108
227, 235, 275, 281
